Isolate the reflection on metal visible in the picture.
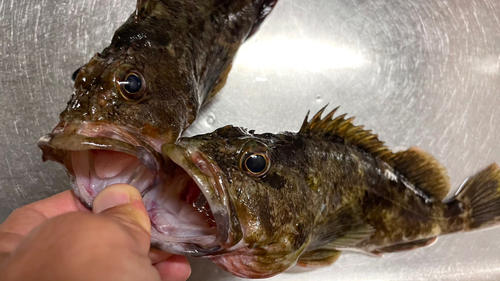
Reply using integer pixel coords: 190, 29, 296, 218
1, 0, 500, 280
237, 38, 365, 70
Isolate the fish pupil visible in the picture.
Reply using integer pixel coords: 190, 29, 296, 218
245, 154, 267, 174
124, 74, 142, 93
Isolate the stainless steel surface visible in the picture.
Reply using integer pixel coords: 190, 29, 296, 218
1, 0, 500, 280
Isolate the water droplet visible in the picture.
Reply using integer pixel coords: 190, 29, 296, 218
316, 94, 322, 101
207, 116, 215, 125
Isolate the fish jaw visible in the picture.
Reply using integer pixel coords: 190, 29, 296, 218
159, 142, 303, 277
38, 121, 164, 207
38, 121, 240, 256
157, 144, 244, 256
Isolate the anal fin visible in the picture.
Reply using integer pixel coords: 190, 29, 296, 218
393, 147, 450, 200
371, 237, 438, 254
297, 249, 341, 268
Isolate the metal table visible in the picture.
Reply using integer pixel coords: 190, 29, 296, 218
1, 0, 499, 280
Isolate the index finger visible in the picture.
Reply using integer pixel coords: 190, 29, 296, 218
0, 190, 83, 236
0, 190, 83, 260
25, 190, 85, 219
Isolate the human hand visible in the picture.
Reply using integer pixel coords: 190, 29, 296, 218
0, 184, 191, 281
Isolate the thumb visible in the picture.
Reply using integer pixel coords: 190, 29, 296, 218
92, 184, 151, 251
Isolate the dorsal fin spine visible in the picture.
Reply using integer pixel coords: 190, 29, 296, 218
299, 106, 393, 163
298, 106, 451, 200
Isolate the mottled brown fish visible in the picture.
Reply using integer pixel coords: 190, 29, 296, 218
152, 106, 500, 278
37, 0, 278, 206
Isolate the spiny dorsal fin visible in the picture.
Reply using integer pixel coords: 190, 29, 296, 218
299, 106, 393, 162
392, 147, 450, 200
300, 106, 451, 200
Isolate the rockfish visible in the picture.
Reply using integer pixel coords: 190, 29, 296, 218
38, 0, 278, 206
156, 106, 500, 278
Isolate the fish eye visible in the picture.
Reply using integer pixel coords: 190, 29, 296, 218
244, 153, 269, 175
239, 142, 270, 177
123, 74, 142, 93
118, 72, 146, 100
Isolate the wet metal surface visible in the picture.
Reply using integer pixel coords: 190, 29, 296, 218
1, 0, 500, 280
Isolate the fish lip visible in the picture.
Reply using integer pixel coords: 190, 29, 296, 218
37, 133, 163, 173
38, 120, 164, 172
162, 143, 243, 253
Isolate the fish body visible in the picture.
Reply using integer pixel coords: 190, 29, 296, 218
38, 0, 278, 206
158, 107, 500, 278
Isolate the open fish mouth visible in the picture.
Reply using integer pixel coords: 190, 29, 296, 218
151, 144, 243, 256
37, 122, 164, 207
37, 122, 241, 255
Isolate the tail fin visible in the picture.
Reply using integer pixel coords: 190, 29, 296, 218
451, 163, 500, 230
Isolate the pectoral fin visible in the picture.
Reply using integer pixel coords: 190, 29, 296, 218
301, 205, 373, 268
311, 205, 375, 249
297, 249, 341, 268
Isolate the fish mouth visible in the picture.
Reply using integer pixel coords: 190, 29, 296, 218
151, 144, 243, 256
38, 122, 242, 256
38, 122, 164, 207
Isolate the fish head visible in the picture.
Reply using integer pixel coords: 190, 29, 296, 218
63, 18, 200, 143
161, 126, 315, 278
38, 16, 200, 207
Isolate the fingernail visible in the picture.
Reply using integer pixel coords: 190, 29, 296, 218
93, 184, 135, 214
